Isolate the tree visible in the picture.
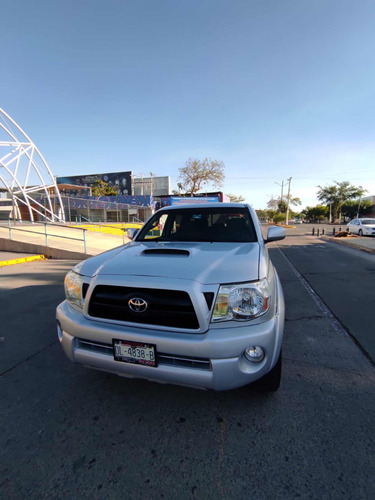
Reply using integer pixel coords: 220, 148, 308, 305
341, 199, 371, 220
304, 205, 329, 222
317, 181, 366, 222
227, 193, 246, 203
277, 199, 288, 213
298, 210, 308, 220
266, 209, 278, 223
177, 158, 225, 195
255, 209, 269, 221
287, 196, 302, 207
267, 195, 301, 213
92, 180, 118, 197
273, 212, 286, 223
267, 196, 279, 211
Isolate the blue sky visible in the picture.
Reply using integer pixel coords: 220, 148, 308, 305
1, 0, 375, 209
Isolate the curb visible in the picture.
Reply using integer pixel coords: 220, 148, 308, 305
320, 235, 375, 255
0, 254, 47, 267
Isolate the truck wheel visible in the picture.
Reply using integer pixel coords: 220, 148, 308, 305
256, 350, 282, 392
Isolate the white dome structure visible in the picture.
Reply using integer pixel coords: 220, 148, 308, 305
0, 108, 64, 222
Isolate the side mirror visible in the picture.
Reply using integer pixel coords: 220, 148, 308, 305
265, 225, 285, 243
127, 228, 138, 240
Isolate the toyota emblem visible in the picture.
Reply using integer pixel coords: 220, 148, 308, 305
128, 297, 148, 313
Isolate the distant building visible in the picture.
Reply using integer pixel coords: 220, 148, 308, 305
55, 171, 171, 223
362, 195, 375, 204
56, 172, 171, 198
133, 176, 170, 196
56, 171, 133, 196
362, 195, 375, 216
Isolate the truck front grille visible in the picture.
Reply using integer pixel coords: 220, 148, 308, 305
88, 285, 199, 330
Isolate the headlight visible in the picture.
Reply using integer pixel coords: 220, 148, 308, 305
64, 270, 84, 309
212, 279, 270, 322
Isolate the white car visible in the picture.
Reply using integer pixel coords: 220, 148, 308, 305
57, 203, 286, 392
346, 218, 375, 236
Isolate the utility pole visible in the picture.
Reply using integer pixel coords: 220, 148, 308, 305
357, 196, 362, 218
285, 177, 292, 225
275, 180, 285, 203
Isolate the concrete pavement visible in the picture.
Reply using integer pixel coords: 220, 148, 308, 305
320, 233, 375, 254
0, 222, 129, 260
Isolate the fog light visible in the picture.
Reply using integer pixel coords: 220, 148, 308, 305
57, 321, 63, 342
244, 346, 265, 363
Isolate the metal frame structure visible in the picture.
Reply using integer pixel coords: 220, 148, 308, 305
0, 108, 65, 222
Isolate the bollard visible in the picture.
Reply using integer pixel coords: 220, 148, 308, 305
317, 228, 320, 237
83, 229, 87, 253
333, 227, 335, 236
322, 228, 325, 235
312, 227, 315, 235
339, 227, 341, 232
8, 218, 12, 240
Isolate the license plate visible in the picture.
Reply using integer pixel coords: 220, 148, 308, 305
112, 339, 157, 367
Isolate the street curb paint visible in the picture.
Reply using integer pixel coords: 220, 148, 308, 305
0, 254, 47, 267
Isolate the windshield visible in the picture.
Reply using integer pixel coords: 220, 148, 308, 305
362, 219, 375, 225
137, 207, 257, 243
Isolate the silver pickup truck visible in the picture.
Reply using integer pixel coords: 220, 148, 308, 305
57, 203, 285, 391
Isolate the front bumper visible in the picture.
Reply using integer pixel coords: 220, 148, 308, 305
57, 281, 284, 391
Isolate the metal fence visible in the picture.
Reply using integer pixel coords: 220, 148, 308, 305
6, 219, 88, 253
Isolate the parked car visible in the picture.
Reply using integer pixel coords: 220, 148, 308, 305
346, 218, 375, 236
294, 219, 303, 224
57, 203, 286, 392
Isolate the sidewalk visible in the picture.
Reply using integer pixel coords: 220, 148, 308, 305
320, 234, 375, 255
284, 223, 375, 255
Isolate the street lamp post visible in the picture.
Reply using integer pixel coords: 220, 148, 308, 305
275, 180, 285, 203
285, 177, 292, 225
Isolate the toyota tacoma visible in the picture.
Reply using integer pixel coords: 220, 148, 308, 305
57, 203, 285, 391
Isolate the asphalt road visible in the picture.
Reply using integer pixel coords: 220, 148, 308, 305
1, 234, 374, 499
275, 229, 375, 362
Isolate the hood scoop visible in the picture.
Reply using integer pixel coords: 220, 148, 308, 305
141, 248, 190, 257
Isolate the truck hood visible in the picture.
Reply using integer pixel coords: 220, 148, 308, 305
77, 241, 261, 285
